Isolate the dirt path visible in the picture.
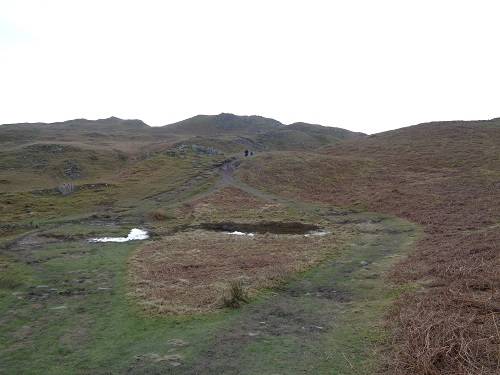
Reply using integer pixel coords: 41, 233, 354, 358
215, 158, 292, 202
174, 157, 299, 207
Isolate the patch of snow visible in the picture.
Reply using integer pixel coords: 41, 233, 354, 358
226, 231, 254, 236
89, 228, 149, 243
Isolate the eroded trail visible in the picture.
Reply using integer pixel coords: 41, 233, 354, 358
178, 157, 303, 206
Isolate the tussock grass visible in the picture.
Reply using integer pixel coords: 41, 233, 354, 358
218, 279, 249, 308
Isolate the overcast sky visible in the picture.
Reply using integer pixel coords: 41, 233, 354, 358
1, 1, 499, 134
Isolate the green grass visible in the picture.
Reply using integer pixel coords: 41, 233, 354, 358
0, 142, 440, 373
0, 253, 35, 290
0, 197, 420, 375
0, 238, 226, 374
4, 116, 496, 373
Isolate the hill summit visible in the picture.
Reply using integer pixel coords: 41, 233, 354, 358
0, 113, 366, 152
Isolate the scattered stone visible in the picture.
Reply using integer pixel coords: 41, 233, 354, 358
51, 306, 67, 310
167, 339, 188, 347
36, 285, 48, 288
191, 144, 224, 155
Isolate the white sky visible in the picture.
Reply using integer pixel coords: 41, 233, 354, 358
1, 0, 499, 134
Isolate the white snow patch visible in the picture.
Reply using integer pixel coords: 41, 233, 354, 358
227, 231, 254, 236
89, 228, 149, 243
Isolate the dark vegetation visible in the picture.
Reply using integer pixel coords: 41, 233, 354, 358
1, 114, 499, 374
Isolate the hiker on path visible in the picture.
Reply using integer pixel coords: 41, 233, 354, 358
244, 149, 249, 157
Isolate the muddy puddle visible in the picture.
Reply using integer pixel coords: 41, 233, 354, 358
172, 221, 323, 235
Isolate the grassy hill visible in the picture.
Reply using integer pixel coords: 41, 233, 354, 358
0, 117, 152, 142
159, 113, 284, 136
238, 118, 500, 373
0, 115, 498, 374
0, 114, 364, 193
156, 113, 365, 152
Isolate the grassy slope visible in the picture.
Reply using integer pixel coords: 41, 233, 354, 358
156, 113, 366, 153
238, 119, 500, 374
0, 235, 229, 375
2, 116, 498, 373
0, 133, 230, 373
0, 114, 363, 225
160, 113, 284, 136
0, 117, 396, 374
0, 206, 417, 375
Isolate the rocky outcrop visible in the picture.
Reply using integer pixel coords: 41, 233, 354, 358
57, 183, 78, 196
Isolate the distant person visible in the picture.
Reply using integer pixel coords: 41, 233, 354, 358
250, 151, 254, 156
244, 149, 249, 157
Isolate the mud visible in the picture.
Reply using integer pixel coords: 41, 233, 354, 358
192, 221, 322, 235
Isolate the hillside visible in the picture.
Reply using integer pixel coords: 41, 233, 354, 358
1, 115, 498, 374
159, 113, 284, 136
238, 118, 500, 373
0, 117, 151, 143
0, 114, 364, 193
155, 113, 365, 152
